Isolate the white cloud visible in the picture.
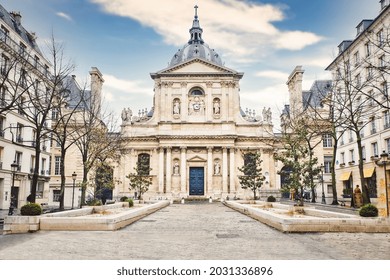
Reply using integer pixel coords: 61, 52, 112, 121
255, 70, 289, 81
90, 0, 323, 64
103, 74, 152, 96
56, 12, 73, 22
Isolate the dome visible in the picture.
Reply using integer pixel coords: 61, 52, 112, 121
169, 6, 223, 67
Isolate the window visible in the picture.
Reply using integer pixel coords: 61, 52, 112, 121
362, 146, 366, 160
1, 25, 9, 42
382, 82, 388, 97
365, 42, 371, 57
30, 155, 35, 173
322, 134, 333, 148
378, 29, 384, 46
340, 152, 345, 164
379, 55, 386, 68
137, 153, 150, 175
349, 129, 354, 142
368, 90, 375, 106
36, 182, 44, 198
15, 151, 22, 170
52, 108, 59, 120
54, 156, 61, 175
353, 51, 360, 65
34, 55, 40, 68
0, 116, 4, 137
372, 142, 379, 158
19, 42, 26, 56
0, 85, 6, 107
385, 111, 390, 129
53, 190, 60, 202
371, 117, 377, 134
324, 156, 332, 174
349, 149, 355, 163
19, 69, 27, 88
355, 73, 361, 87
366, 67, 373, 80
16, 123, 23, 143
327, 185, 333, 194
386, 139, 390, 154
41, 158, 46, 175
0, 54, 9, 75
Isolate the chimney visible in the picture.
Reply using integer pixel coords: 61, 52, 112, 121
10, 11, 22, 26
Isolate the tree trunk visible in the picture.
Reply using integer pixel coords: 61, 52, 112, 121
30, 136, 41, 204
356, 133, 370, 204
331, 131, 339, 205
59, 148, 66, 210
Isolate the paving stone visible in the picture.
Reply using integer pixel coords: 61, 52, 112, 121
0, 202, 389, 260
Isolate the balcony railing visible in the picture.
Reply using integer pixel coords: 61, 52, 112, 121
0, 29, 53, 80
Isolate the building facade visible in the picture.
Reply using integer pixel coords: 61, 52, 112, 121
281, 66, 333, 202
114, 10, 281, 200
0, 6, 52, 210
326, 0, 390, 216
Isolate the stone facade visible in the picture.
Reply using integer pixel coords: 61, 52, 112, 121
114, 11, 281, 201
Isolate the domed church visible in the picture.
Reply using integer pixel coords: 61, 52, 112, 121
114, 7, 281, 200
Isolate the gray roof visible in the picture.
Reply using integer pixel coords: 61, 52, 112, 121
63, 76, 92, 110
0, 4, 43, 56
169, 8, 223, 67
303, 80, 332, 110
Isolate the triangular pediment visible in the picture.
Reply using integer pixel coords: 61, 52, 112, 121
187, 155, 207, 162
156, 58, 238, 75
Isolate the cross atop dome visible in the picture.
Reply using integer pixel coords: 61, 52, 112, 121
194, 5, 198, 19
189, 4, 203, 44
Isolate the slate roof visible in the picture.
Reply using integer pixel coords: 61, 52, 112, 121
0, 4, 43, 56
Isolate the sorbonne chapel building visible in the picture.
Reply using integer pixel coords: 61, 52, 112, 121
113, 9, 282, 201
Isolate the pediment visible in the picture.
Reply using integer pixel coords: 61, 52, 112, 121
187, 155, 207, 162
156, 58, 238, 75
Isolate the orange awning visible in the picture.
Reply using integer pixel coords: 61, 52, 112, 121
339, 171, 351, 181
363, 167, 375, 178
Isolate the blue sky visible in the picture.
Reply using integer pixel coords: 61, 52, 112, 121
1, 0, 379, 130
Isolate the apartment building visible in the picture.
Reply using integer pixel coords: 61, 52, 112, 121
326, 0, 390, 216
0, 5, 52, 210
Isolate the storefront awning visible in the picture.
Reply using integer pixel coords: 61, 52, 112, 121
363, 167, 375, 178
339, 171, 351, 181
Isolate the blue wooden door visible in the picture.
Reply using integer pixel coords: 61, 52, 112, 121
189, 167, 204, 195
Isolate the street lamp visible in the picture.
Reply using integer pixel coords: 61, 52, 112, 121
320, 164, 326, 204
376, 151, 389, 217
8, 161, 19, 215
71, 171, 77, 209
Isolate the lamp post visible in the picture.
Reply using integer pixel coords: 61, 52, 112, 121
377, 151, 389, 217
71, 172, 77, 209
320, 164, 326, 204
8, 161, 19, 215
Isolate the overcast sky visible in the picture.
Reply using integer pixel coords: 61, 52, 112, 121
1, 0, 380, 130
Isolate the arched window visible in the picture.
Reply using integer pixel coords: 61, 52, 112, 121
137, 153, 150, 175
189, 87, 204, 96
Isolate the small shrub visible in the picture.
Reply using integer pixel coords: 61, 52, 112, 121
120, 196, 128, 202
126, 198, 134, 207
359, 204, 378, 217
20, 203, 42, 216
86, 198, 102, 206
267, 195, 276, 202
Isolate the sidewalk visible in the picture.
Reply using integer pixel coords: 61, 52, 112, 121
279, 198, 359, 215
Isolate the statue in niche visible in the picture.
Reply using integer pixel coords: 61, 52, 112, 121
213, 99, 220, 114
214, 161, 221, 175
173, 161, 180, 175
173, 99, 180, 115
